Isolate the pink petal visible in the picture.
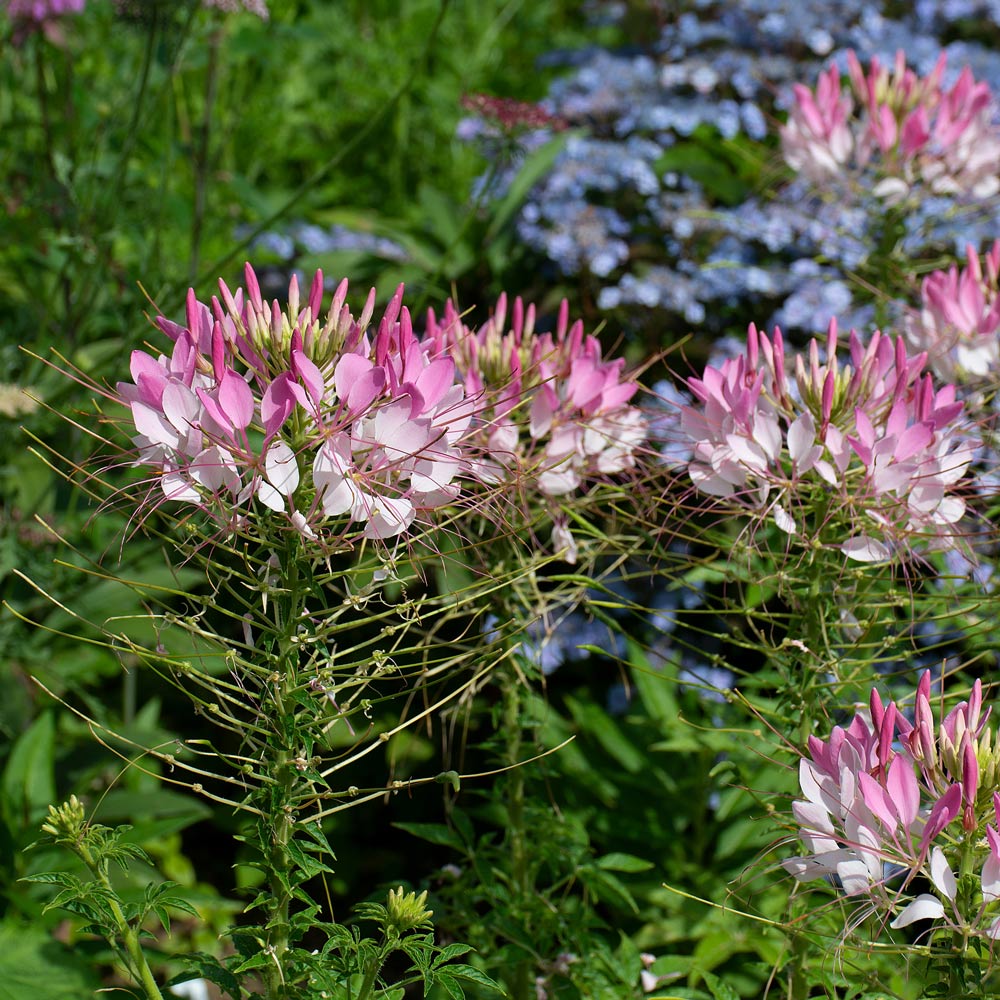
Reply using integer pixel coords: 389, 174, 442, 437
886, 754, 919, 828
261, 373, 297, 439
217, 371, 255, 430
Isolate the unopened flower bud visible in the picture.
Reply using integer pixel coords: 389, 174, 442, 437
385, 886, 433, 935
40, 795, 87, 843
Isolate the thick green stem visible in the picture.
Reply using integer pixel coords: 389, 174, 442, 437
355, 946, 386, 1000
76, 842, 166, 1000
786, 929, 809, 1000
263, 745, 295, 999
261, 548, 304, 999
501, 666, 531, 1000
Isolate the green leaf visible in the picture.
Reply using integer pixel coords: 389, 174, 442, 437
596, 852, 654, 873
434, 943, 473, 964
232, 950, 275, 975
628, 642, 680, 724
167, 953, 242, 1000
445, 964, 505, 993
2, 713, 55, 821
485, 131, 573, 240
0, 923, 100, 999
393, 821, 465, 852
435, 974, 466, 1000
286, 837, 335, 878
578, 866, 639, 914
653, 132, 753, 206
564, 695, 645, 773
19, 871, 78, 888
701, 971, 740, 1000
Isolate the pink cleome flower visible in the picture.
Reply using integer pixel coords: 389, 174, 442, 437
201, 0, 268, 17
6, 0, 83, 42
423, 294, 646, 560
115, 265, 474, 542
679, 320, 976, 562
6, 0, 83, 19
906, 241, 1000, 382
785, 672, 1000, 941
782, 50, 1000, 204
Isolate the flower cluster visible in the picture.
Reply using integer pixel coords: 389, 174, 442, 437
115, 265, 473, 542
679, 319, 975, 561
201, 0, 268, 17
782, 51, 1000, 203
785, 672, 1000, 941
459, 93, 566, 134
6, 0, 83, 42
423, 294, 646, 560
906, 241, 1000, 382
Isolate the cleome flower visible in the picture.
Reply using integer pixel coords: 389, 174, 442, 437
423, 293, 646, 561
678, 319, 976, 562
784, 672, 1000, 943
781, 50, 1000, 205
906, 241, 1000, 382
6, 0, 84, 43
114, 265, 475, 543
201, 0, 268, 16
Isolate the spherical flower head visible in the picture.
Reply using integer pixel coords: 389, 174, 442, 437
782, 49, 1000, 205
679, 319, 976, 563
114, 265, 473, 545
784, 672, 1000, 944
424, 294, 647, 560
906, 241, 1000, 382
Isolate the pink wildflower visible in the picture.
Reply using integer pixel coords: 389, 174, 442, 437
780, 64, 854, 181
782, 50, 1000, 204
201, 0, 268, 17
679, 319, 975, 562
6, 0, 84, 43
785, 672, 1000, 943
114, 265, 474, 543
423, 294, 646, 561
906, 241, 1000, 381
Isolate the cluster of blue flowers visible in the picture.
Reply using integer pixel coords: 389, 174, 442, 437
477, 0, 1000, 340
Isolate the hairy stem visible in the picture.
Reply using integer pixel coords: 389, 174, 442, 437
501, 664, 532, 1000
75, 840, 166, 1000
260, 541, 308, 999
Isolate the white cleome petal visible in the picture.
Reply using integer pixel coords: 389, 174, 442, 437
890, 894, 945, 928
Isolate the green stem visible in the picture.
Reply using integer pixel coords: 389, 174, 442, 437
786, 930, 809, 1000
355, 946, 386, 1000
262, 545, 305, 999
264, 754, 295, 999
76, 841, 166, 1000
190, 21, 223, 283
501, 665, 531, 1000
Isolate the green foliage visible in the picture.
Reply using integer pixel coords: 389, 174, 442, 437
0, 922, 101, 1000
